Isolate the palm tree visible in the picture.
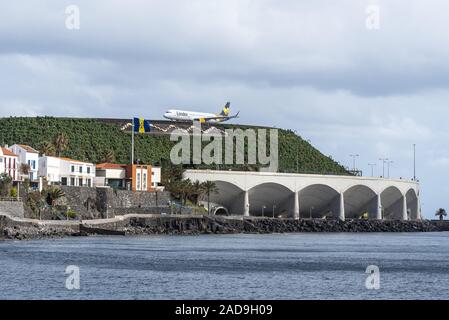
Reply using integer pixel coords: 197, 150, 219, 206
45, 187, 66, 206
40, 141, 56, 157
201, 181, 219, 215
435, 208, 447, 221
179, 179, 195, 206
192, 180, 204, 205
54, 133, 69, 157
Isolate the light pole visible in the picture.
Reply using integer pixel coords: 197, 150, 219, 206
349, 154, 359, 172
368, 163, 376, 177
262, 205, 266, 217
413, 144, 416, 180
272, 205, 276, 218
387, 160, 394, 178
309, 206, 314, 219
379, 158, 388, 178
294, 130, 299, 173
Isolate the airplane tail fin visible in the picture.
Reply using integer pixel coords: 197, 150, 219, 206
220, 102, 231, 116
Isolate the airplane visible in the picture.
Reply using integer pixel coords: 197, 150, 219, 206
163, 102, 240, 123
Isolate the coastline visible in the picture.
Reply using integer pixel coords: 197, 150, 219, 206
2, 214, 449, 240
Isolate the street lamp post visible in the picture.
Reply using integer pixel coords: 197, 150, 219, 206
387, 160, 394, 178
309, 206, 314, 219
272, 205, 276, 218
349, 154, 359, 172
379, 158, 389, 178
368, 163, 376, 177
262, 205, 266, 217
413, 144, 416, 180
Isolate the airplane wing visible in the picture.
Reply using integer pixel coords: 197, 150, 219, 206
193, 111, 240, 122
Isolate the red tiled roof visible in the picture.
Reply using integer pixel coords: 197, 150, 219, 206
17, 144, 39, 154
1, 147, 17, 157
96, 163, 127, 170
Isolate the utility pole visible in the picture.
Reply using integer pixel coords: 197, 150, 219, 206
349, 154, 359, 172
379, 158, 388, 178
368, 163, 376, 177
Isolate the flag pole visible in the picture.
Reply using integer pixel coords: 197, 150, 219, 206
131, 119, 135, 165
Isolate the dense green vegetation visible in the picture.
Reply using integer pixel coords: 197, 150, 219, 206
0, 117, 349, 175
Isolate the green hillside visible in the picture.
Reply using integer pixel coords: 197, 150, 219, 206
0, 117, 349, 175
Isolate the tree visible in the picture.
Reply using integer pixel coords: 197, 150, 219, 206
0, 173, 12, 197
45, 187, 66, 206
435, 208, 447, 221
191, 180, 204, 205
179, 179, 195, 206
19, 163, 31, 180
101, 149, 116, 163
54, 132, 69, 157
40, 141, 56, 157
201, 181, 219, 215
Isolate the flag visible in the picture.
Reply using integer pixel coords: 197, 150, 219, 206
133, 118, 151, 133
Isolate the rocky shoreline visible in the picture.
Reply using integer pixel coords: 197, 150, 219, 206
2, 215, 449, 240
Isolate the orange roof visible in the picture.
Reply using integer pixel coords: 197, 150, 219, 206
59, 157, 93, 165
96, 163, 127, 170
17, 144, 39, 154
1, 147, 17, 157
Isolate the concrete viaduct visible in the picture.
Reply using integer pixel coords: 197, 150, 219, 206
184, 170, 421, 220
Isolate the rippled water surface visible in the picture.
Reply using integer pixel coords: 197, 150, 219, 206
1, 232, 448, 299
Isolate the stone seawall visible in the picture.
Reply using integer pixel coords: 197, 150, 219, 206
58, 187, 171, 219
2, 214, 449, 240
0, 201, 24, 218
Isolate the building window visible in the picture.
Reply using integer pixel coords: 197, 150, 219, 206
87, 167, 91, 174
70, 177, 75, 186
79, 166, 83, 173
79, 178, 83, 186
87, 179, 91, 187
136, 172, 141, 191
143, 172, 147, 191
61, 177, 68, 186
71, 165, 75, 173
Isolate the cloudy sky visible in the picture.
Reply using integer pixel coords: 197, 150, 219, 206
1, 0, 448, 217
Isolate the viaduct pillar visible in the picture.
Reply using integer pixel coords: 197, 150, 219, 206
402, 195, 408, 221
293, 191, 299, 220
243, 190, 250, 217
376, 194, 382, 220
339, 192, 345, 221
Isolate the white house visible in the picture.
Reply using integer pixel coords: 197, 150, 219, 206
39, 156, 96, 187
0, 147, 19, 181
8, 144, 39, 181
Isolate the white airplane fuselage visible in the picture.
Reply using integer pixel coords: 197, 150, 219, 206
163, 110, 223, 123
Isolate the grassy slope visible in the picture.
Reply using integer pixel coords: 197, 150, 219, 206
0, 117, 348, 175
